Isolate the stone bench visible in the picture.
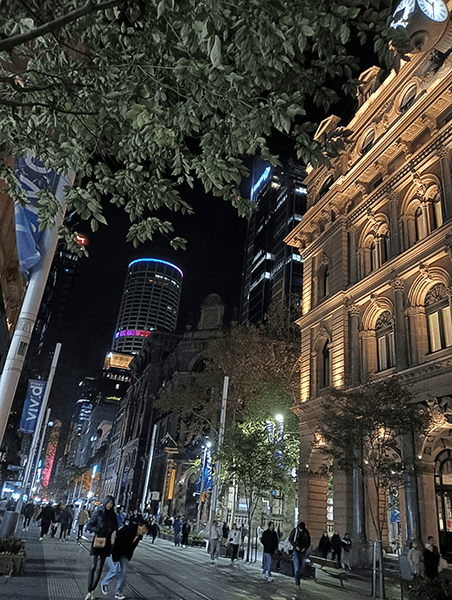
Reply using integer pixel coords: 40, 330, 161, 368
309, 556, 348, 588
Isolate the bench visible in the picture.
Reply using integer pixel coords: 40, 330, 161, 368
309, 556, 348, 587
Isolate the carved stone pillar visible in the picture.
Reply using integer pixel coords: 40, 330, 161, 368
310, 352, 318, 399
359, 330, 375, 382
389, 193, 400, 258
348, 225, 358, 285
439, 148, 452, 221
312, 276, 319, 309
406, 307, 419, 366
348, 304, 360, 385
391, 278, 408, 371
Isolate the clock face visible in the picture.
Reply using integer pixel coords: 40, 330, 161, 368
417, 0, 448, 22
391, 0, 416, 28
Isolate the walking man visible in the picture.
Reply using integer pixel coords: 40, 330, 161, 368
209, 520, 222, 563
101, 515, 148, 600
261, 521, 279, 582
288, 521, 311, 589
77, 505, 90, 540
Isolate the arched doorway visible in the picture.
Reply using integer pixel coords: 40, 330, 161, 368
435, 449, 452, 558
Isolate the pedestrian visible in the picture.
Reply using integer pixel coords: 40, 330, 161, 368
408, 540, 424, 578
182, 519, 191, 547
37, 502, 55, 539
149, 518, 159, 543
424, 537, 440, 580
341, 533, 352, 570
59, 505, 73, 540
85, 495, 119, 600
101, 515, 148, 600
209, 519, 222, 563
222, 521, 230, 540
22, 501, 34, 530
228, 523, 241, 563
78, 505, 90, 540
117, 507, 127, 528
261, 521, 279, 582
288, 521, 311, 589
173, 515, 182, 546
318, 531, 331, 558
331, 530, 342, 568
51, 502, 64, 538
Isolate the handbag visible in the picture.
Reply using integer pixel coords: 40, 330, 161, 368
439, 556, 447, 572
93, 536, 107, 548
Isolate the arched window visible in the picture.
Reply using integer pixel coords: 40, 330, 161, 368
376, 311, 395, 371
361, 130, 375, 155
318, 176, 334, 200
400, 86, 417, 113
415, 206, 425, 241
321, 341, 330, 388
425, 283, 452, 353
432, 194, 444, 231
323, 266, 330, 298
371, 241, 378, 272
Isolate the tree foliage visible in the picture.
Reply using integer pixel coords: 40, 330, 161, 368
319, 377, 431, 538
0, 0, 393, 248
219, 420, 298, 555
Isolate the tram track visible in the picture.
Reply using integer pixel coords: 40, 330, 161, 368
75, 535, 217, 600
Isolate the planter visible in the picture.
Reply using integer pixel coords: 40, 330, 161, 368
0, 554, 25, 577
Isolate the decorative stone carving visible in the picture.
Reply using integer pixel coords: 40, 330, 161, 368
419, 262, 432, 280
421, 113, 437, 134
396, 138, 412, 158
410, 168, 427, 195
391, 277, 405, 292
348, 303, 360, 316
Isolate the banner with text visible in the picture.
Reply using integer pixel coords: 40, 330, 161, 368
19, 379, 47, 433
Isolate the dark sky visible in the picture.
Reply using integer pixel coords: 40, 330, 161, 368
47, 184, 249, 424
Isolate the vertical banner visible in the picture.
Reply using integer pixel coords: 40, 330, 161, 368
19, 380, 47, 433
196, 446, 212, 493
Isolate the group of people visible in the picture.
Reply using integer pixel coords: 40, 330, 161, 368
209, 520, 248, 563
35, 501, 80, 541
408, 536, 446, 580
318, 529, 353, 570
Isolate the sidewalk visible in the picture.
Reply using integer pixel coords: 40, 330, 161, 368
0, 522, 448, 600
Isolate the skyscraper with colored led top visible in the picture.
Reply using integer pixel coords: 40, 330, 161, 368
112, 258, 183, 354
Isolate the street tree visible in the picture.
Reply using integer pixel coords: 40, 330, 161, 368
219, 420, 298, 560
318, 377, 431, 596
0, 0, 393, 249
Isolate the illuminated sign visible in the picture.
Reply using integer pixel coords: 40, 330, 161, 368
104, 352, 133, 370
129, 258, 183, 278
251, 166, 271, 200
114, 329, 152, 339
74, 233, 88, 246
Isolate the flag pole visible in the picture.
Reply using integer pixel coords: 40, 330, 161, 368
0, 168, 74, 448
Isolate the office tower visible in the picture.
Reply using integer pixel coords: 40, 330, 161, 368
112, 258, 183, 354
240, 160, 307, 324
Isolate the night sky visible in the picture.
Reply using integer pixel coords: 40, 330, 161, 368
47, 183, 249, 425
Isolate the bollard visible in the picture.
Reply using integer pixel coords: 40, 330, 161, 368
0, 511, 20, 537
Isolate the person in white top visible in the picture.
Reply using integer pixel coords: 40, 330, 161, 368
209, 520, 222, 562
228, 523, 241, 563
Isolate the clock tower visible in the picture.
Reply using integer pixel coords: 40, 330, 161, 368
391, 0, 452, 53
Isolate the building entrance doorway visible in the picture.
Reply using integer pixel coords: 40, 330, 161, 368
435, 449, 452, 559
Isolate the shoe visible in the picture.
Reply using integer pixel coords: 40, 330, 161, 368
115, 594, 126, 600
39, 537, 43, 540
268, 577, 274, 582
101, 583, 108, 595
84, 594, 92, 600
262, 573, 267, 579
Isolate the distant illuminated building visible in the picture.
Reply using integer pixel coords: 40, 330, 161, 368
240, 160, 307, 323
112, 258, 183, 354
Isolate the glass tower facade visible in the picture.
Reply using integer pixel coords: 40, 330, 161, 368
112, 258, 183, 354
240, 160, 307, 324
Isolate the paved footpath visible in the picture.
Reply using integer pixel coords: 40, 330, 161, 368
0, 522, 449, 600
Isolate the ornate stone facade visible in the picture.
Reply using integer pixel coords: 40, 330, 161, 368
286, 48, 452, 560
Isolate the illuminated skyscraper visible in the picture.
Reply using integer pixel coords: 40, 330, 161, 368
240, 160, 307, 323
112, 258, 183, 354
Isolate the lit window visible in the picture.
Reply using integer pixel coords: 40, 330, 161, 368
321, 342, 330, 388
426, 284, 452, 353
376, 311, 395, 371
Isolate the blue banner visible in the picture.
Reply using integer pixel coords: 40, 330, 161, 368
19, 379, 47, 433
14, 152, 67, 277
196, 446, 212, 493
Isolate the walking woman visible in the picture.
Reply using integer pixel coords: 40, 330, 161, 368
85, 495, 118, 600
228, 523, 241, 563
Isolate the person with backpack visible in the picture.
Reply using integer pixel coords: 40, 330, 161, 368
288, 521, 311, 590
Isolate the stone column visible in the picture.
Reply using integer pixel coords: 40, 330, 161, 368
392, 278, 408, 371
439, 148, 452, 221
389, 193, 400, 258
401, 432, 421, 542
348, 304, 360, 385
310, 352, 318, 399
348, 225, 358, 285
406, 307, 419, 366
312, 276, 319, 309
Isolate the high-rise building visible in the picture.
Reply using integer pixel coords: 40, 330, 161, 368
112, 258, 183, 355
240, 160, 307, 324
